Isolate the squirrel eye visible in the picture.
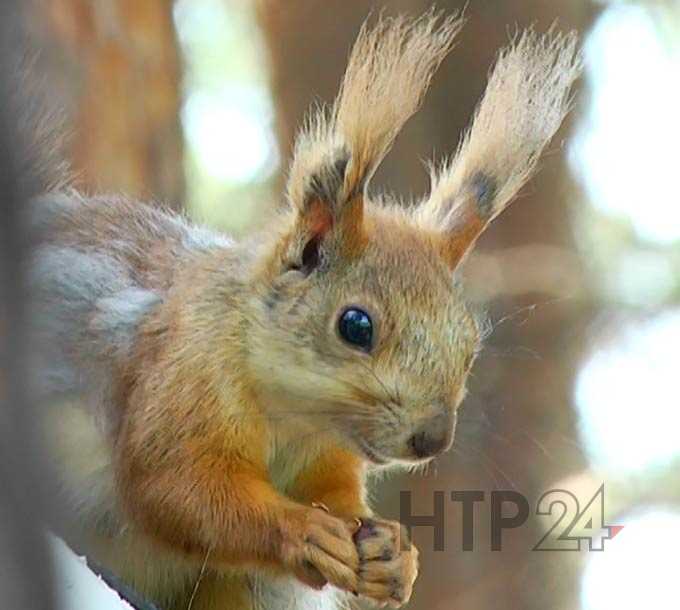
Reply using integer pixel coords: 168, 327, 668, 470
338, 308, 373, 351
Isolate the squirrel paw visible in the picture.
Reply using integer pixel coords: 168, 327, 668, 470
282, 505, 360, 593
353, 518, 419, 608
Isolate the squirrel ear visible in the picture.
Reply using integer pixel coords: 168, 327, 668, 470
290, 145, 366, 260
416, 27, 581, 268
287, 12, 462, 258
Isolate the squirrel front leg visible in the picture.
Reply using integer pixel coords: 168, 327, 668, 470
115, 402, 360, 594
292, 448, 369, 519
293, 449, 419, 607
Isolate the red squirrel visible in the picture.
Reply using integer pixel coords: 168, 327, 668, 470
31, 12, 580, 610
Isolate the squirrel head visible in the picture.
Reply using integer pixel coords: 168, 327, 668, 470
246, 13, 581, 466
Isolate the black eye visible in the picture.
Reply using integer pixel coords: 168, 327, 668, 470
338, 308, 373, 351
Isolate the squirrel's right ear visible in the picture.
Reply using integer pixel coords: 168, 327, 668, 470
285, 12, 463, 264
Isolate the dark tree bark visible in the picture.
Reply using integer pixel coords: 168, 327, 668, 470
0, 4, 56, 609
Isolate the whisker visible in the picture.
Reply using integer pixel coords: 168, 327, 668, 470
186, 548, 210, 610
473, 447, 517, 491
451, 445, 501, 488
489, 297, 571, 333
355, 359, 399, 405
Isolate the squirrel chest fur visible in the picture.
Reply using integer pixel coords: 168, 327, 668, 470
31, 12, 580, 610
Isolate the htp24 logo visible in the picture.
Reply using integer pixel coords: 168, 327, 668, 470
399, 483, 623, 552
534, 484, 624, 551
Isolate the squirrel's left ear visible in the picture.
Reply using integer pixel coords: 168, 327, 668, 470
286, 12, 463, 262
416, 28, 581, 269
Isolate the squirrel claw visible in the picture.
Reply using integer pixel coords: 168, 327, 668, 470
311, 501, 330, 513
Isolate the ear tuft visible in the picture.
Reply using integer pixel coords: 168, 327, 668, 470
335, 10, 464, 188
418, 26, 582, 267
286, 11, 463, 239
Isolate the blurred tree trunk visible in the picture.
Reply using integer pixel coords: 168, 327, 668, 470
258, 2, 596, 610
0, 4, 56, 609
27, 0, 184, 207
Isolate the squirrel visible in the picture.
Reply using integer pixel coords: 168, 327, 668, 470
29, 12, 581, 610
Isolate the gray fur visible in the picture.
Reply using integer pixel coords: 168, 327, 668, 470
91, 288, 162, 359
26, 191, 78, 237
29, 244, 160, 414
179, 220, 234, 252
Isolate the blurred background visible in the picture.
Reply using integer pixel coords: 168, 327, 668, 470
9, 0, 680, 609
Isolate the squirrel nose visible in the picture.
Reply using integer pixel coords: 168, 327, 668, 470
408, 412, 455, 459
